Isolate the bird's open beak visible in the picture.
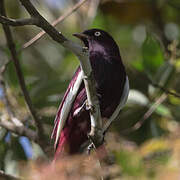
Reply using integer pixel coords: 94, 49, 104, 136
73, 33, 89, 41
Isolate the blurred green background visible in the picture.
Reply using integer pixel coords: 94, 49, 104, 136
0, 0, 180, 179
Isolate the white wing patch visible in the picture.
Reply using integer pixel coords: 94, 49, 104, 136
55, 71, 83, 146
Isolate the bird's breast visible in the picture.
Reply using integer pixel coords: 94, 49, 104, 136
89, 53, 126, 118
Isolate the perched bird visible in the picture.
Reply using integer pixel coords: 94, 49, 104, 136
52, 29, 129, 160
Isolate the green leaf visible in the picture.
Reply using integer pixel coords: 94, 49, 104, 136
155, 104, 172, 118
142, 34, 164, 77
132, 59, 144, 71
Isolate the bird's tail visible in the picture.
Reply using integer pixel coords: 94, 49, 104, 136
53, 137, 69, 162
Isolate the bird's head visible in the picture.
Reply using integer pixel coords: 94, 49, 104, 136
73, 29, 120, 57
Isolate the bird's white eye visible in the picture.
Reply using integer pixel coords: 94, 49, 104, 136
94, 31, 101, 36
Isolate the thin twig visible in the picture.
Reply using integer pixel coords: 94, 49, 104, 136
122, 93, 167, 134
0, 71, 37, 141
0, 118, 37, 141
0, 15, 37, 26
0, 0, 45, 146
0, 60, 10, 74
19, 0, 67, 44
22, 0, 88, 49
148, 78, 180, 98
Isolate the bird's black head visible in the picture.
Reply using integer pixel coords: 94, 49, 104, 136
73, 29, 120, 57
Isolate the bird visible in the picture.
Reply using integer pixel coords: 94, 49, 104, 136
51, 29, 129, 160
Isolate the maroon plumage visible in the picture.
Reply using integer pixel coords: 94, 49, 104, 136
52, 29, 129, 160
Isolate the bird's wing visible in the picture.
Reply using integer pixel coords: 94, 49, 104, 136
51, 67, 83, 147
109, 76, 129, 121
103, 76, 129, 130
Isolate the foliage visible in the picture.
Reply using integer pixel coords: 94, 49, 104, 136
0, 0, 180, 179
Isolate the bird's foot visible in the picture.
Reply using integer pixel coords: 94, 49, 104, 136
87, 143, 95, 155
82, 46, 89, 53
85, 101, 96, 114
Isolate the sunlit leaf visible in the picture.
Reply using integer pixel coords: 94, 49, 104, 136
140, 138, 171, 166
175, 58, 180, 71
169, 94, 180, 105
140, 138, 169, 157
155, 104, 172, 118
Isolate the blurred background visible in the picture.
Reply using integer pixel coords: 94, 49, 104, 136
0, 0, 180, 179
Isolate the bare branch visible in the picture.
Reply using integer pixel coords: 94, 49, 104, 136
0, 117, 37, 141
122, 93, 167, 134
0, 15, 37, 26
63, 42, 103, 148
148, 78, 180, 98
0, 0, 45, 147
0, 170, 22, 180
0, 71, 37, 141
0, 60, 10, 74
82, 66, 103, 147
19, 0, 67, 44
22, 0, 88, 49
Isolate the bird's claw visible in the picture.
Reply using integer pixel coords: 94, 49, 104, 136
87, 143, 95, 155
85, 102, 95, 113
82, 46, 89, 53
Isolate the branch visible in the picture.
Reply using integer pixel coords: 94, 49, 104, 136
0, 71, 37, 141
19, 0, 67, 44
0, 15, 37, 26
0, 170, 22, 180
0, 0, 88, 49
149, 79, 180, 98
121, 73, 180, 134
62, 44, 103, 148
22, 0, 88, 49
0, 0, 45, 147
79, 51, 103, 147
18, 0, 103, 148
122, 93, 167, 134
0, 117, 37, 141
